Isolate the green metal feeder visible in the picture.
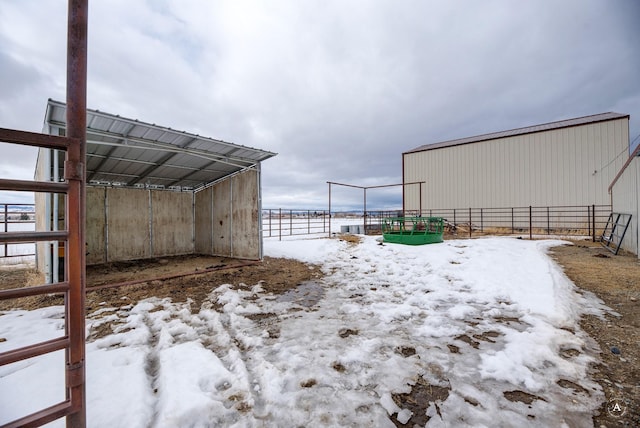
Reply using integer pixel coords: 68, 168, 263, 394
382, 216, 444, 245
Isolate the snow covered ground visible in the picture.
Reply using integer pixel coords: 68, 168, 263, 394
0, 234, 612, 427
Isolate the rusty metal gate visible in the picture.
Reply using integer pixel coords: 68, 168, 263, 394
0, 1, 87, 426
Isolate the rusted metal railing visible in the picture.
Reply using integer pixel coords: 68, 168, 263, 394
0, 128, 84, 427
0, 1, 88, 426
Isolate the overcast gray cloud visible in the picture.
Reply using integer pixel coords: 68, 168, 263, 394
1, 0, 639, 209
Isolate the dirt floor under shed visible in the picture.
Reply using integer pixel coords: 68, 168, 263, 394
0, 235, 638, 426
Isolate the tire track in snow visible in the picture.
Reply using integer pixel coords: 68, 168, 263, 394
196, 300, 270, 421
142, 312, 161, 428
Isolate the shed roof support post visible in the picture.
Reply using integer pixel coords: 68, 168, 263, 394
363, 188, 367, 233
65, 0, 88, 426
2, 204, 6, 258
257, 164, 264, 259
592, 204, 596, 242
419, 182, 423, 216
230, 178, 234, 257
191, 191, 196, 255
53, 151, 61, 284
401, 154, 406, 214
44, 150, 53, 283
328, 182, 331, 238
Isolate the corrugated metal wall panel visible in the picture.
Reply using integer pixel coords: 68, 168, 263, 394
404, 118, 629, 210
633, 158, 638, 257
404, 117, 629, 211
611, 156, 639, 256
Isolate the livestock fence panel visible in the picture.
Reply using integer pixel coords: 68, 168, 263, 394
0, 203, 36, 264
264, 205, 612, 241
262, 209, 363, 239
406, 205, 611, 240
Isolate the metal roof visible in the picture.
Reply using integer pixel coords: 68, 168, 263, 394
609, 142, 640, 193
44, 99, 277, 191
405, 112, 630, 154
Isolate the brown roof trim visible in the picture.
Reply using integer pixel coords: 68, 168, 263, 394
609, 143, 640, 193
405, 112, 630, 154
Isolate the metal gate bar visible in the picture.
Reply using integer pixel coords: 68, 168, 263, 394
600, 213, 632, 255
0, 128, 85, 427
0, 0, 87, 424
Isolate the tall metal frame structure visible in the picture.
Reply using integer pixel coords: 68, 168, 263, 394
0, 1, 88, 426
326, 181, 425, 237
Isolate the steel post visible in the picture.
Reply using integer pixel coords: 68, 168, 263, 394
328, 183, 331, 238
3, 204, 7, 258
65, 0, 88, 426
419, 182, 422, 216
592, 204, 596, 242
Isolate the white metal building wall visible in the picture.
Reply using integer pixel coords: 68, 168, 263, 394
403, 117, 630, 210
611, 155, 639, 257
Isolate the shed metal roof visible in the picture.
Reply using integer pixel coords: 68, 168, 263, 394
44, 99, 276, 191
405, 112, 630, 154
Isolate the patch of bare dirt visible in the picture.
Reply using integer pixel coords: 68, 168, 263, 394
503, 389, 547, 405
336, 234, 362, 245
0, 255, 322, 313
391, 376, 451, 427
549, 240, 640, 426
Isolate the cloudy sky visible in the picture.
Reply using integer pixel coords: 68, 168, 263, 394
1, 0, 639, 209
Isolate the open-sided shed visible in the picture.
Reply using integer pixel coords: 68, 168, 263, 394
35, 99, 276, 281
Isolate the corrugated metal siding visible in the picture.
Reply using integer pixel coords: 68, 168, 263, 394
611, 156, 639, 256
407, 112, 629, 153
404, 117, 629, 210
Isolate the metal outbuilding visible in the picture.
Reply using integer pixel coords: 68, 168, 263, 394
35, 99, 276, 281
403, 112, 631, 211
